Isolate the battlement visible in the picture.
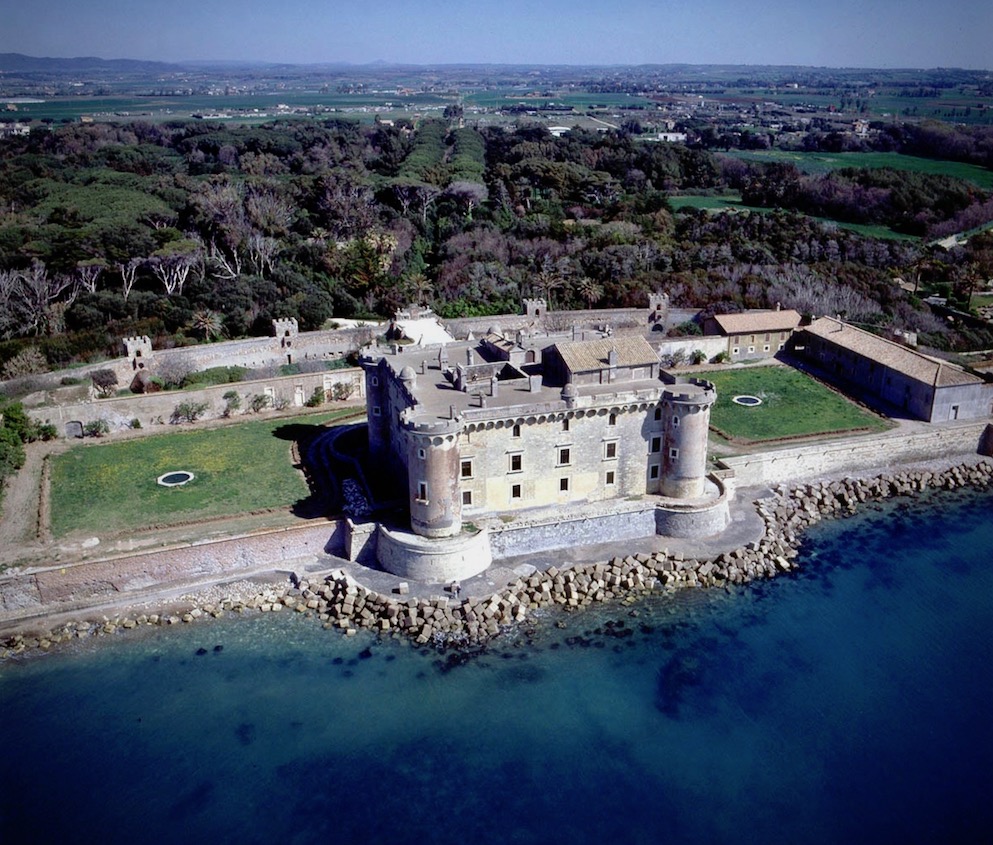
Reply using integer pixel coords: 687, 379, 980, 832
523, 298, 547, 320
272, 317, 299, 338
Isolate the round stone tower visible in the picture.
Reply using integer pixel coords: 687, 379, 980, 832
405, 417, 463, 539
660, 379, 716, 499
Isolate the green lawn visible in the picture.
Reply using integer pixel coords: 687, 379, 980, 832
49, 408, 362, 537
699, 365, 890, 443
668, 193, 918, 241
722, 150, 993, 190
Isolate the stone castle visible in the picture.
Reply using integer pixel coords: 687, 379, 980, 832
358, 301, 731, 582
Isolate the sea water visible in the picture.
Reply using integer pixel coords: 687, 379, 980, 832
1, 488, 991, 845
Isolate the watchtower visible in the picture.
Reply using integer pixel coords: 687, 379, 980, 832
272, 317, 299, 347
660, 379, 716, 499
648, 292, 669, 325
122, 335, 153, 370
523, 298, 547, 320
404, 416, 463, 539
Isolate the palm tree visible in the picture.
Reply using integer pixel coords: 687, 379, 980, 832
575, 276, 604, 309
190, 309, 224, 341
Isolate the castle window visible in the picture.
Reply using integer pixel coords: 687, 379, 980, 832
511, 484, 522, 499
558, 447, 571, 466
605, 470, 616, 486
669, 447, 679, 460
650, 436, 661, 453
732, 347, 739, 356
764, 333, 771, 342
509, 453, 523, 473
462, 490, 473, 506
604, 441, 618, 460
654, 407, 662, 421
763, 345, 770, 353
562, 418, 570, 432
672, 414, 679, 427
416, 481, 428, 502
370, 375, 379, 387
372, 406, 381, 416
512, 423, 521, 438
747, 346, 755, 354
418, 448, 426, 460
559, 477, 569, 492
608, 413, 617, 426
649, 464, 660, 480
460, 459, 473, 478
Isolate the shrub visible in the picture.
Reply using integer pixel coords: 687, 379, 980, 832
710, 351, 731, 364
249, 393, 272, 413
332, 382, 354, 401
173, 400, 208, 424
170, 400, 209, 424
90, 368, 119, 398
180, 366, 248, 389
1, 348, 48, 380
689, 349, 708, 365
83, 419, 110, 438
222, 390, 241, 417
60, 376, 83, 386
130, 418, 142, 430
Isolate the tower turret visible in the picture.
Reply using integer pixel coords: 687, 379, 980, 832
660, 379, 715, 498
405, 417, 463, 538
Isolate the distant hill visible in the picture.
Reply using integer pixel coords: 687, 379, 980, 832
0, 53, 181, 73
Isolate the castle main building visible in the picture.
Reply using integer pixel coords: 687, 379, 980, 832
359, 320, 730, 581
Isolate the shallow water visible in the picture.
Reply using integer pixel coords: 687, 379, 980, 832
2, 488, 992, 844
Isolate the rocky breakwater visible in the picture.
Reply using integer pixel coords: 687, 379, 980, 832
3, 460, 991, 659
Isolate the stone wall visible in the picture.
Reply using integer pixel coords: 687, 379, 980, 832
27, 368, 366, 434
376, 526, 492, 581
0, 521, 340, 622
489, 502, 658, 558
718, 422, 989, 487
655, 335, 726, 362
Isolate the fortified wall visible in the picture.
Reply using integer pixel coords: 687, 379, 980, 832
27, 368, 365, 434
719, 421, 991, 487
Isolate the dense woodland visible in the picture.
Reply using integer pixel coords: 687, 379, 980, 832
1, 117, 993, 380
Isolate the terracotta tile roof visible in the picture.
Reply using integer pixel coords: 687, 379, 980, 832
710, 309, 802, 335
804, 317, 982, 387
554, 335, 659, 375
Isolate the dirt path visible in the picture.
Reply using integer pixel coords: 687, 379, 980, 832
0, 439, 69, 568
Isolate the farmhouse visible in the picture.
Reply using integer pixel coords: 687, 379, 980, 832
703, 308, 802, 361
796, 316, 993, 422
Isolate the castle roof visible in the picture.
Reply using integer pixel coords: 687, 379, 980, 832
804, 317, 982, 388
554, 335, 659, 375
709, 309, 802, 335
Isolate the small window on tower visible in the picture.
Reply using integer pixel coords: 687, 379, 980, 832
669, 447, 679, 460
460, 459, 473, 478
559, 477, 569, 492
649, 464, 660, 480
512, 424, 521, 438
417, 481, 428, 501
562, 418, 570, 432
650, 436, 661, 453
605, 471, 616, 486
511, 484, 522, 499
462, 490, 473, 506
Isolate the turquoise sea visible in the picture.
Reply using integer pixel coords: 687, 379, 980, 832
1, 488, 992, 845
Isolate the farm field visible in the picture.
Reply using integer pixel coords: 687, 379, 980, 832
48, 408, 360, 537
667, 193, 919, 241
722, 150, 993, 190
700, 364, 890, 443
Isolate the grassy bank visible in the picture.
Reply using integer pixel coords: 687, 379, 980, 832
49, 408, 362, 537
700, 365, 890, 443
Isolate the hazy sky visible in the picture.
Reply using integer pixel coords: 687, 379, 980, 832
4, 0, 990, 69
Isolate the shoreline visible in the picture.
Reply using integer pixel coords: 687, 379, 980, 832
2, 453, 991, 660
